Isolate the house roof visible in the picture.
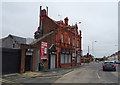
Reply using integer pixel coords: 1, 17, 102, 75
31, 31, 54, 45
2, 34, 26, 44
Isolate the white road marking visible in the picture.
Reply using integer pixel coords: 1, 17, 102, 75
97, 72, 101, 79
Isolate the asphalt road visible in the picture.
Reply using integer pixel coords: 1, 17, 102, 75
2, 62, 119, 84
54, 62, 118, 83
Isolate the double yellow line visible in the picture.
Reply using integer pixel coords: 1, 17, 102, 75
36, 75, 62, 79
0, 78, 23, 85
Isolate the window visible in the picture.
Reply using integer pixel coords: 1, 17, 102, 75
61, 54, 71, 64
12, 43, 15, 48
61, 34, 63, 43
65, 55, 68, 63
68, 37, 70, 44
69, 55, 71, 63
61, 54, 64, 64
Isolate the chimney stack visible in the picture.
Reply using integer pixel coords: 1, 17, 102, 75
41, 9, 47, 16
46, 6, 48, 16
64, 17, 69, 25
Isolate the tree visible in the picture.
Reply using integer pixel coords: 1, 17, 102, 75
103, 56, 107, 61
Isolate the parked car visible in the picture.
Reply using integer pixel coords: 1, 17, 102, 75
114, 60, 120, 64
102, 61, 116, 71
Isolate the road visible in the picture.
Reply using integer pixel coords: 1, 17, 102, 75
54, 62, 118, 83
2, 62, 119, 84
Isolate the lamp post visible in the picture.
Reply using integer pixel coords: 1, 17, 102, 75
92, 41, 97, 61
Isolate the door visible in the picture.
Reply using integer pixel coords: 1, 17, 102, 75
2, 48, 21, 74
50, 55, 56, 69
25, 55, 32, 71
77, 56, 80, 63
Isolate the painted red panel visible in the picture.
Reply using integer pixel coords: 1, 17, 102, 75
41, 42, 47, 59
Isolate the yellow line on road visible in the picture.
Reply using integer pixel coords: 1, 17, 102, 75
37, 75, 62, 78
0, 78, 23, 85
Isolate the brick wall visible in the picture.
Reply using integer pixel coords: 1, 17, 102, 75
33, 32, 56, 70
42, 17, 58, 35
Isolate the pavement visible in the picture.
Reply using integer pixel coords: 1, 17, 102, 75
1, 65, 84, 83
3, 65, 81, 78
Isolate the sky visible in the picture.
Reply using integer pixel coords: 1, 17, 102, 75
1, 1, 119, 58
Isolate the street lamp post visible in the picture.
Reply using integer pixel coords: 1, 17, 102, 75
92, 41, 97, 61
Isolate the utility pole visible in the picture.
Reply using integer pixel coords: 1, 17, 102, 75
92, 41, 97, 61
92, 41, 97, 56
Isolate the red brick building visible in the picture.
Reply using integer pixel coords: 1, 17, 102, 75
20, 8, 82, 73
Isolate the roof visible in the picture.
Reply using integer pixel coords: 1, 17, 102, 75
31, 31, 54, 45
1, 34, 36, 45
26, 38, 36, 44
2, 34, 26, 44
46, 16, 59, 27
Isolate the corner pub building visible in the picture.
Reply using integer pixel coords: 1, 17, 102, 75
20, 7, 82, 73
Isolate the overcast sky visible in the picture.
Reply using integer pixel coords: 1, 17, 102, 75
1, 1, 118, 58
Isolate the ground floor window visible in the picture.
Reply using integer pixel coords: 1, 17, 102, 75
61, 54, 64, 64
60, 54, 71, 64
68, 55, 71, 63
65, 54, 68, 63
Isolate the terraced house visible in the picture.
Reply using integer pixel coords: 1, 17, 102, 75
20, 7, 82, 73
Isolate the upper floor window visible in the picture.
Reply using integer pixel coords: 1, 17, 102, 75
68, 37, 70, 44
61, 34, 64, 43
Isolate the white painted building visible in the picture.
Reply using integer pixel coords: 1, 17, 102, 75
108, 52, 118, 61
